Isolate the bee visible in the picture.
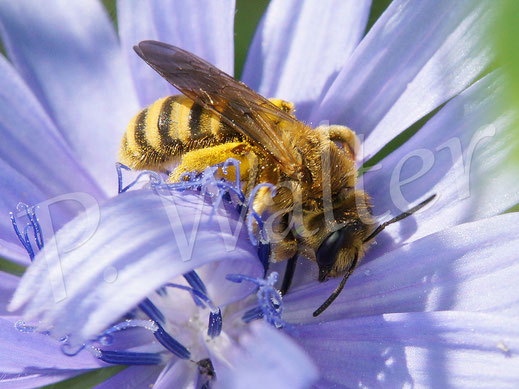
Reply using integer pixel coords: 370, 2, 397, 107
120, 41, 434, 316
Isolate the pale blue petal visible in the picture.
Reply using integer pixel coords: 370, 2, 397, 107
243, 0, 371, 121
94, 365, 163, 389
311, 0, 494, 161
0, 272, 19, 315
283, 213, 519, 323
0, 316, 103, 379
10, 190, 261, 344
0, 0, 139, 194
152, 360, 197, 389
118, 0, 235, 107
0, 239, 27, 265
0, 55, 106, 262
0, 371, 76, 389
362, 72, 516, 257
294, 312, 519, 388
207, 322, 318, 389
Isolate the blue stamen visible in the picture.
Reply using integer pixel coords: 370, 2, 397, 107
116, 162, 163, 194
225, 273, 261, 285
154, 325, 191, 359
242, 306, 264, 323
14, 320, 37, 333
116, 159, 273, 256
10, 204, 46, 261
20, 204, 43, 249
61, 342, 86, 357
222, 158, 243, 196
138, 298, 165, 325
226, 272, 289, 329
96, 319, 159, 346
138, 297, 191, 359
166, 282, 205, 308
60, 319, 160, 357
23, 224, 33, 251
207, 309, 222, 338
156, 286, 168, 297
257, 242, 271, 275
165, 282, 209, 309
116, 162, 128, 193
183, 270, 208, 295
95, 349, 163, 365
22, 223, 36, 260
165, 283, 222, 338
165, 283, 215, 309
150, 158, 246, 206
10, 211, 35, 260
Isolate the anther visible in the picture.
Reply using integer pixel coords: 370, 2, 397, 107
21, 204, 43, 249
165, 282, 222, 338
138, 297, 191, 359
226, 272, 289, 329
257, 242, 271, 275
183, 270, 208, 295
95, 349, 163, 365
154, 325, 191, 359
10, 212, 35, 260
138, 298, 165, 325
207, 309, 222, 338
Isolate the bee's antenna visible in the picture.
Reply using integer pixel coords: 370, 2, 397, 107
313, 253, 358, 317
363, 194, 436, 243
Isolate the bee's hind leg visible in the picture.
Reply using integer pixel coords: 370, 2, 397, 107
169, 141, 252, 182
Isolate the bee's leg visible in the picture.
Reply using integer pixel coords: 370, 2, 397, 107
169, 141, 252, 182
268, 98, 296, 117
268, 213, 298, 295
280, 254, 297, 296
271, 235, 298, 262
316, 125, 360, 160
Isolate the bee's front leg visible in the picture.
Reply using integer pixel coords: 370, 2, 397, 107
316, 125, 360, 160
271, 235, 298, 263
269, 214, 298, 262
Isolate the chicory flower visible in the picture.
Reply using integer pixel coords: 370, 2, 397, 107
1, 0, 518, 388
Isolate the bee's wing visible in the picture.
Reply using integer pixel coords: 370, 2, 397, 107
135, 40, 303, 176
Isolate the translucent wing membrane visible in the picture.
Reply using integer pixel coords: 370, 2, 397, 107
134, 40, 303, 176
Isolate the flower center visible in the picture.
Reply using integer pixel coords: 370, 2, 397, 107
11, 159, 290, 371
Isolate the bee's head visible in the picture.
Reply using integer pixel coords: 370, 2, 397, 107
303, 189, 373, 281
316, 220, 368, 281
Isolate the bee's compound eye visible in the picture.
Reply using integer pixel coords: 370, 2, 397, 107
316, 229, 345, 281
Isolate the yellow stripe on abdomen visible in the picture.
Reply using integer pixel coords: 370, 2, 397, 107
124, 108, 147, 158
200, 109, 223, 138
145, 96, 168, 149
174, 96, 195, 143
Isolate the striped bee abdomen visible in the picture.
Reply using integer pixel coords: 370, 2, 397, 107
119, 95, 240, 170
